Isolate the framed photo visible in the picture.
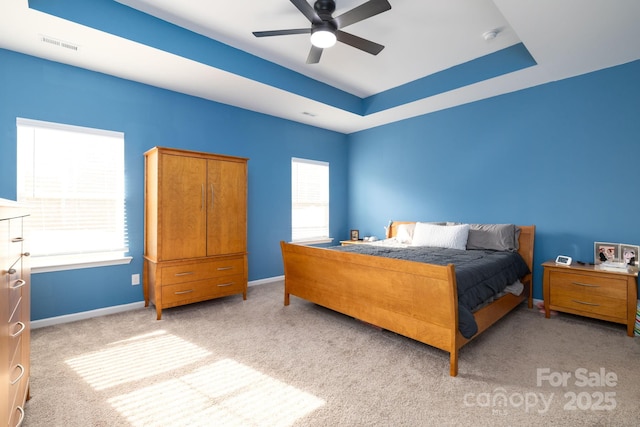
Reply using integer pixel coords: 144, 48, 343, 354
594, 242, 619, 264
620, 244, 639, 266
350, 229, 359, 241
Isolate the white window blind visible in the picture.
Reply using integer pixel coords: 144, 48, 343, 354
292, 157, 329, 242
16, 118, 128, 267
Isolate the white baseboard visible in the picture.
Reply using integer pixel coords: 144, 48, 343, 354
248, 275, 284, 286
31, 275, 285, 329
31, 301, 146, 329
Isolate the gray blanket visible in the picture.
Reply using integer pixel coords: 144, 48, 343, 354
331, 245, 530, 338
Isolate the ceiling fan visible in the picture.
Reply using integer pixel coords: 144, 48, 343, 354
252, 0, 392, 64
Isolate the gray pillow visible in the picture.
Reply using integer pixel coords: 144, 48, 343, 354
466, 223, 517, 251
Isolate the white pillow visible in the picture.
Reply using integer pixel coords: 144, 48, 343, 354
395, 223, 416, 244
411, 222, 470, 250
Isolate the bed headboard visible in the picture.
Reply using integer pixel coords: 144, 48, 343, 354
386, 221, 535, 273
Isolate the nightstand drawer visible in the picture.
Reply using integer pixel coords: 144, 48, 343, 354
549, 289, 626, 319
548, 271, 627, 299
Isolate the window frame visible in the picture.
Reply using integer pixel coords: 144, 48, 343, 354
291, 157, 332, 245
16, 118, 131, 273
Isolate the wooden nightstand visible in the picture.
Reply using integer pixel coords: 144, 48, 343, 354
542, 261, 638, 336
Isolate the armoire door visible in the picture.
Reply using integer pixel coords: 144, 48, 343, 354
206, 158, 247, 256
159, 154, 207, 260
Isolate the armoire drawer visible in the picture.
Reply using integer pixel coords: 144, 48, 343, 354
161, 274, 246, 306
161, 257, 244, 285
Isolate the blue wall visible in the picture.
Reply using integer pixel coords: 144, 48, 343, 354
348, 59, 640, 299
2, 47, 639, 320
0, 49, 349, 320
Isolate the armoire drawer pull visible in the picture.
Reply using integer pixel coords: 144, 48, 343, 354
11, 322, 26, 338
217, 266, 233, 271
12, 279, 26, 290
15, 406, 25, 427
217, 282, 234, 287
174, 272, 195, 277
571, 281, 599, 288
572, 299, 600, 306
11, 237, 24, 243
10, 364, 25, 385
7, 268, 16, 275
174, 289, 194, 295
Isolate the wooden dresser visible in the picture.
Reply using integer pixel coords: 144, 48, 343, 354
1, 201, 30, 426
542, 260, 638, 336
143, 147, 248, 319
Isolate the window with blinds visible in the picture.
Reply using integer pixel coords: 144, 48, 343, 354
16, 118, 129, 269
291, 157, 330, 243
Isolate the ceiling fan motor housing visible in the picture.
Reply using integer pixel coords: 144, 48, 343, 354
314, 0, 336, 21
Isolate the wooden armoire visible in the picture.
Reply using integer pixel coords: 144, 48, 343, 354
143, 147, 248, 319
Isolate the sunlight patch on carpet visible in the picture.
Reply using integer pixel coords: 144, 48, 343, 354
108, 358, 325, 426
65, 330, 210, 390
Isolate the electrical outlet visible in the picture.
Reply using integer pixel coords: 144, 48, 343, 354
131, 274, 140, 286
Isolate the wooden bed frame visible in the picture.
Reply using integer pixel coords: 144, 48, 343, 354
280, 222, 535, 376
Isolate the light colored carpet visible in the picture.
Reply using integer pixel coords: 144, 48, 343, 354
23, 281, 640, 426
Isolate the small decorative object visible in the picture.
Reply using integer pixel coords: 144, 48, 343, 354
555, 255, 572, 266
350, 229, 359, 241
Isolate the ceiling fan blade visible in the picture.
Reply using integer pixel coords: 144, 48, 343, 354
334, 0, 391, 29
306, 46, 323, 64
336, 31, 384, 55
290, 0, 321, 23
253, 28, 310, 37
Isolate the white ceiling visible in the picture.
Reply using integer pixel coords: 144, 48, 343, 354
1, 0, 640, 134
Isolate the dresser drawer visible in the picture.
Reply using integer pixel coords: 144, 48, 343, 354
9, 266, 26, 317
8, 218, 24, 263
9, 405, 26, 427
161, 257, 244, 285
9, 342, 26, 417
161, 274, 246, 306
8, 298, 25, 363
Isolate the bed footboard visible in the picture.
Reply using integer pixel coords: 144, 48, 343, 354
281, 241, 462, 375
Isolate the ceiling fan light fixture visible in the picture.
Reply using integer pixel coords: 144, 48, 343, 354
310, 23, 337, 48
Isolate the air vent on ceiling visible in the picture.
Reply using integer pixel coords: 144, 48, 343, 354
40, 34, 79, 52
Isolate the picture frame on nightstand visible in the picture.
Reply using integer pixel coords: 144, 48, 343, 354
594, 242, 618, 264
350, 229, 359, 241
620, 244, 639, 266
